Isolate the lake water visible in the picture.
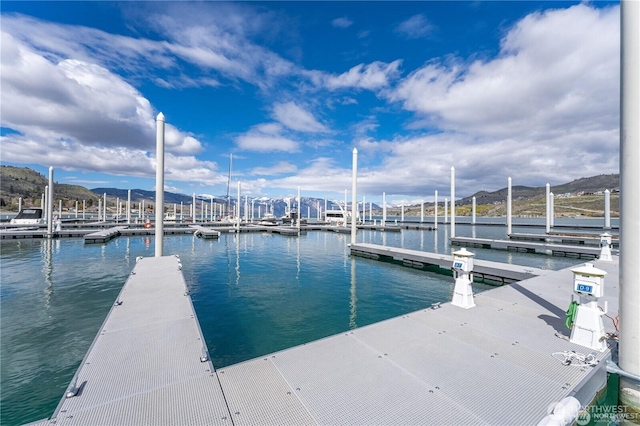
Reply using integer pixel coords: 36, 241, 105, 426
0, 222, 594, 425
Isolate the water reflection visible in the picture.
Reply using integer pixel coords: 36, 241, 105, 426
42, 239, 54, 308
349, 258, 357, 329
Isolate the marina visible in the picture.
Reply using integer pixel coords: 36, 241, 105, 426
1, 1, 638, 425
21, 245, 620, 425
1, 228, 586, 425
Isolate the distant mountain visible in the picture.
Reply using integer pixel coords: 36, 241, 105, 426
90, 187, 214, 205
0, 165, 99, 209
1, 165, 618, 217
458, 174, 619, 206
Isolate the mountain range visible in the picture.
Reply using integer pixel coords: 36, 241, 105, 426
1, 165, 619, 218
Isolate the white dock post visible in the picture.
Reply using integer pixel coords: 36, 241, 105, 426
421, 200, 424, 223
472, 196, 476, 224
180, 202, 183, 221
237, 183, 241, 231
58, 200, 62, 220
369, 202, 372, 221
47, 168, 53, 238
251, 199, 255, 222
127, 190, 131, 224
75, 200, 78, 219
545, 183, 550, 233
434, 190, 438, 229
116, 197, 120, 219
620, 0, 640, 414
344, 189, 348, 228
98, 199, 102, 221
451, 248, 476, 309
451, 166, 456, 238
324, 199, 327, 221
192, 194, 196, 224
18, 197, 22, 213
507, 176, 512, 235
444, 198, 448, 224
41, 193, 45, 220
244, 196, 248, 222
604, 189, 611, 229
362, 195, 366, 223
83, 200, 85, 220
103, 193, 107, 222
550, 192, 555, 227
401, 202, 404, 222
44, 187, 48, 223
382, 192, 386, 227
155, 112, 165, 257
298, 186, 302, 231
351, 148, 358, 244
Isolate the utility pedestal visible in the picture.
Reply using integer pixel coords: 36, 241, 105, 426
569, 263, 608, 352
599, 232, 613, 261
451, 248, 476, 309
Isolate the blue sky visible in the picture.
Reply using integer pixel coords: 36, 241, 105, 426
1, 1, 620, 204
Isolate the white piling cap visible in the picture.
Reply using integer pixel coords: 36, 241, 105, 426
156, 112, 165, 121
453, 247, 475, 257
571, 263, 607, 277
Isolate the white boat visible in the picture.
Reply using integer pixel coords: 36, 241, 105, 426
221, 215, 240, 225
164, 213, 178, 223
10, 208, 44, 225
257, 212, 278, 226
324, 202, 355, 225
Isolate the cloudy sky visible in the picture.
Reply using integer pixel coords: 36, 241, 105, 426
0, 1, 620, 203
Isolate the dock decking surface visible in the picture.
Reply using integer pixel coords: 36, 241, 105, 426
39, 256, 231, 426
35, 253, 619, 425
350, 242, 549, 282
451, 236, 601, 258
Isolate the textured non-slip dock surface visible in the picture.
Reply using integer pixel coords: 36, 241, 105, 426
38, 252, 619, 426
451, 236, 601, 258
217, 257, 618, 425
350, 242, 549, 282
43, 256, 231, 426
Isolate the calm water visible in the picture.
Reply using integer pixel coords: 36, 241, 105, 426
0, 224, 588, 425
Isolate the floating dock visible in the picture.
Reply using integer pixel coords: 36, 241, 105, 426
191, 226, 221, 239
350, 243, 548, 282
510, 232, 619, 248
83, 226, 126, 243
34, 256, 230, 425
33, 254, 619, 425
451, 236, 601, 259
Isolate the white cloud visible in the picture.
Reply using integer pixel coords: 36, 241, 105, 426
319, 60, 403, 91
332, 17, 353, 29
382, 4, 619, 194
235, 130, 299, 152
395, 14, 434, 39
0, 31, 223, 184
250, 161, 298, 176
272, 102, 329, 133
